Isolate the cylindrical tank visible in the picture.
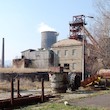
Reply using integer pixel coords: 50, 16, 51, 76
41, 31, 59, 49
97, 69, 110, 87
97, 69, 110, 78
49, 73, 67, 93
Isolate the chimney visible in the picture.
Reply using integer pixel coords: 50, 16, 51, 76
2, 38, 4, 68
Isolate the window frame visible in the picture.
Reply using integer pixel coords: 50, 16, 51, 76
72, 63, 76, 69
72, 49, 76, 55
64, 50, 68, 56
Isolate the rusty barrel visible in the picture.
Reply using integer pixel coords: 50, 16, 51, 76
49, 73, 67, 93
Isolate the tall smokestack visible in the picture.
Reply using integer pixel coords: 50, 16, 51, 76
2, 38, 4, 68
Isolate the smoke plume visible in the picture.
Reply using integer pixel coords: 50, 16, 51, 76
38, 22, 56, 33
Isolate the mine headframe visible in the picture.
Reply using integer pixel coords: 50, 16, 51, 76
69, 15, 100, 49
69, 15, 86, 40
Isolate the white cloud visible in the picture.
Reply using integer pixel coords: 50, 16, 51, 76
38, 22, 56, 33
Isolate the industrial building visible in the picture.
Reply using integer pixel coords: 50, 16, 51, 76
13, 31, 57, 69
13, 15, 98, 79
21, 49, 54, 68
52, 39, 82, 73
2, 15, 110, 93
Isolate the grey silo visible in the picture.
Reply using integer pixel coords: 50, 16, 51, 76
41, 31, 58, 49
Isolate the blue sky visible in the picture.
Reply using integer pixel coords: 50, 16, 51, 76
0, 0, 96, 61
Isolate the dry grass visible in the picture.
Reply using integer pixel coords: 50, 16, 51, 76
0, 79, 51, 92
0, 68, 49, 73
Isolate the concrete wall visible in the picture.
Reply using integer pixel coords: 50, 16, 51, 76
21, 49, 54, 69
32, 50, 53, 68
13, 59, 31, 68
21, 49, 36, 59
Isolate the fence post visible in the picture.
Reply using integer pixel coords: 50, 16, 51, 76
41, 78, 44, 102
17, 78, 20, 98
11, 78, 14, 105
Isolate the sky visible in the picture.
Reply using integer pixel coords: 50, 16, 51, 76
0, 0, 96, 61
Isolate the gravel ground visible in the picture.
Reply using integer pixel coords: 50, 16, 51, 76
68, 93, 110, 109
47, 88, 110, 110
54, 89, 110, 110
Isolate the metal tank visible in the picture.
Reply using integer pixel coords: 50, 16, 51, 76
41, 31, 59, 49
49, 72, 67, 93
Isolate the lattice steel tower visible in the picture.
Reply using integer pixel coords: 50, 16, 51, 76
69, 15, 86, 41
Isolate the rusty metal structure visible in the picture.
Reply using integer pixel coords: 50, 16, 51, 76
69, 15, 85, 40
0, 77, 54, 109
69, 15, 100, 48
0, 67, 63, 109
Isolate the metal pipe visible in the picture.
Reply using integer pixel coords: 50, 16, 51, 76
2, 38, 4, 68
41, 78, 44, 102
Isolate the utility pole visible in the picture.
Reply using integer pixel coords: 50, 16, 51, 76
82, 35, 86, 81
81, 15, 94, 81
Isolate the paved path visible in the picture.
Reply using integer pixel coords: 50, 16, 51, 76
70, 92, 110, 109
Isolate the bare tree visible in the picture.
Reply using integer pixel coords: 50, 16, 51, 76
93, 0, 110, 38
95, 0, 110, 19
92, 0, 110, 68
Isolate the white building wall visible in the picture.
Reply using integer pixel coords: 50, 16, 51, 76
52, 45, 82, 72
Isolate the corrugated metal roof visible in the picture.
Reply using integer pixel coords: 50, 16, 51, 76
52, 39, 82, 48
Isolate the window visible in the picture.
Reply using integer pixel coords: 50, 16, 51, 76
72, 49, 76, 55
72, 63, 76, 69
57, 50, 60, 56
64, 64, 69, 69
65, 50, 68, 56
87, 49, 90, 56
58, 64, 61, 66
